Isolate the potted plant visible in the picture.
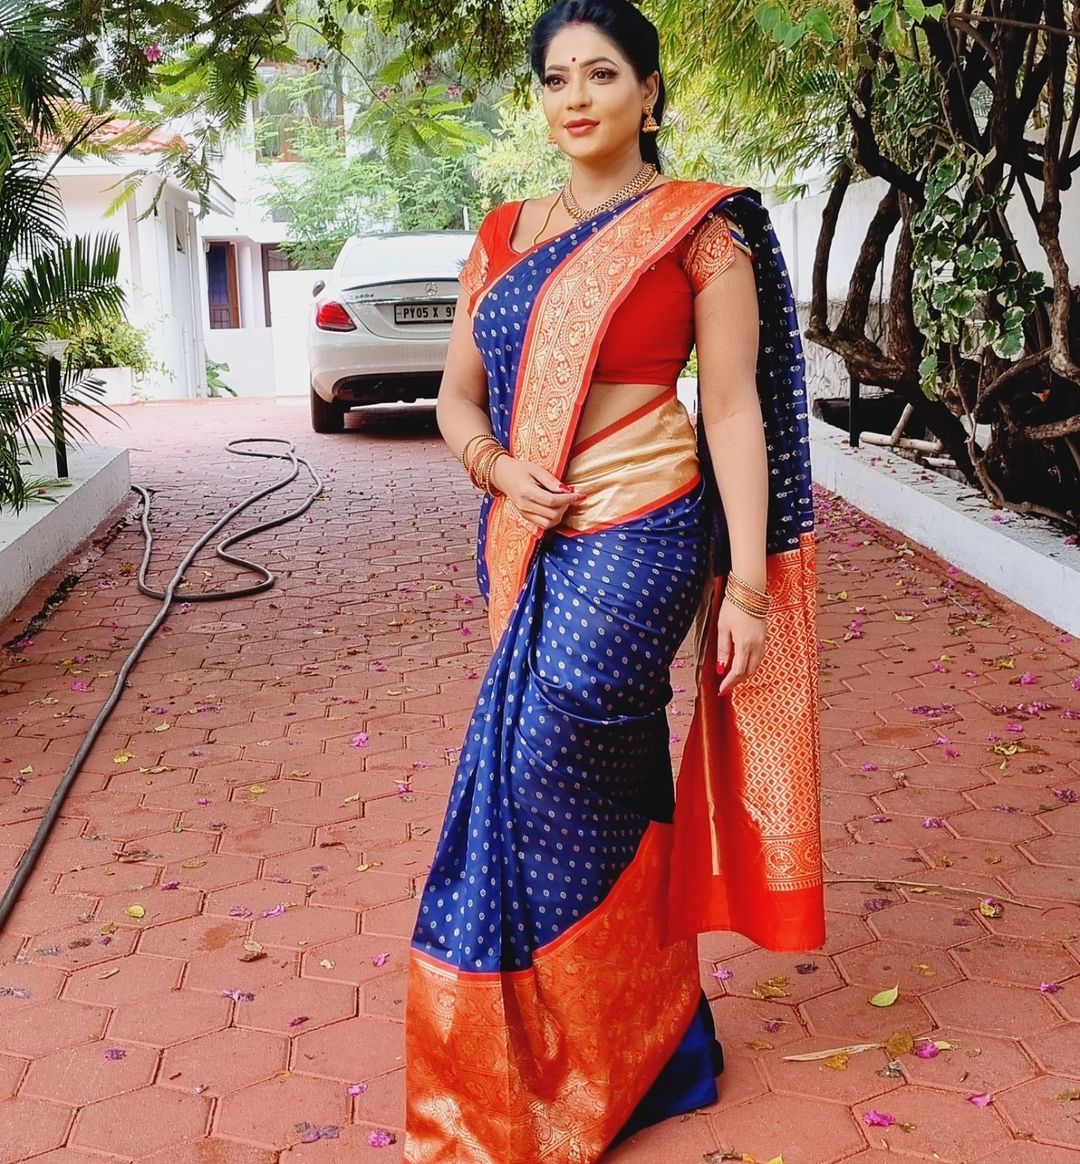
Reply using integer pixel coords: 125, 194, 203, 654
64, 317, 167, 404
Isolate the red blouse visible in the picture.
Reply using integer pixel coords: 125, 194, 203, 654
462, 195, 750, 386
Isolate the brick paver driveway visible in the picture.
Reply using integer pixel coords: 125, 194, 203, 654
0, 397, 1077, 1163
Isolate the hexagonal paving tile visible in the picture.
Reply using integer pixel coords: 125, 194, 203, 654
834, 938, 962, 994
993, 1073, 1080, 1148
233, 977, 356, 1034
214, 1072, 349, 1149
800, 984, 932, 1042
697, 1090, 865, 1164
923, 979, 1062, 1038
0, 1095, 74, 1164
950, 935, 1080, 987
903, 1031, 1039, 1093
0, 998, 109, 1057
853, 1085, 1012, 1162
161, 1027, 289, 1094
71, 1084, 211, 1157
291, 1015, 405, 1081
105, 987, 230, 1047
22, 1038, 158, 1105
1020, 1023, 1080, 1078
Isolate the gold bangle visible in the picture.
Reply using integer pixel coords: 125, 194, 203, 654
471, 447, 497, 490
726, 579, 770, 613
725, 592, 768, 620
471, 445, 505, 492
466, 440, 503, 487
728, 572, 770, 603
481, 450, 509, 495
461, 433, 498, 470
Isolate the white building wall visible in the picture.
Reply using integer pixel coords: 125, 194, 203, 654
55, 169, 207, 400
269, 269, 331, 396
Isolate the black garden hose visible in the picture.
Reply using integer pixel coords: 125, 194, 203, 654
0, 438, 323, 929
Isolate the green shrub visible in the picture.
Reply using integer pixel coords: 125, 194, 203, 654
64, 318, 165, 376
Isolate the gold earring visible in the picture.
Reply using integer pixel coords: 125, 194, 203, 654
642, 105, 659, 133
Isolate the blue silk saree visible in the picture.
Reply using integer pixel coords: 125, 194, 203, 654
405, 181, 822, 1163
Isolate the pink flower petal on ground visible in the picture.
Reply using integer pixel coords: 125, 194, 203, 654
862, 1110, 896, 1127
103, 1048, 126, 1060
710, 967, 733, 982
1006, 722, 1024, 733
944, 746, 961, 758
70, 681, 89, 692
1052, 788, 1078, 805
914, 1041, 939, 1059
347, 1082, 369, 1096
368, 1129, 396, 1147
196, 797, 211, 805
923, 817, 944, 828
350, 732, 369, 748
968, 1092, 993, 1107
861, 762, 878, 772
288, 1015, 310, 1028
373, 953, 389, 967
261, 903, 286, 918
1073, 674, 1080, 691
460, 625, 472, 637
161, 879, 180, 890
229, 905, 252, 918
1040, 981, 1063, 994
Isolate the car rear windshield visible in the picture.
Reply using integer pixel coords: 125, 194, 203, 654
337, 234, 474, 280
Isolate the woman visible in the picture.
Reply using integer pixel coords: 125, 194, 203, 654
405, 2, 822, 1160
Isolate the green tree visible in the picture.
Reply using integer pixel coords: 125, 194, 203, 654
0, 1, 125, 511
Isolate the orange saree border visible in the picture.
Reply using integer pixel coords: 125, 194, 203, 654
404, 822, 700, 1163
483, 180, 744, 644
667, 532, 824, 951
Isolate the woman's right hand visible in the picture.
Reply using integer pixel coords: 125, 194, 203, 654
490, 456, 586, 531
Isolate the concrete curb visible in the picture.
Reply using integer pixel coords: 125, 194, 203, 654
810, 417, 1080, 635
0, 445, 131, 626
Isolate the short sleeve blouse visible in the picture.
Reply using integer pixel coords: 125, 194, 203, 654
460, 198, 752, 385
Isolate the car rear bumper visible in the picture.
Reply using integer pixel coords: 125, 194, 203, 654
309, 327, 448, 405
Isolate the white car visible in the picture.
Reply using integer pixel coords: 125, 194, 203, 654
307, 230, 476, 433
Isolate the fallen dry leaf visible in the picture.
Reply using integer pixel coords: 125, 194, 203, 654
238, 940, 265, 963
886, 1032, 915, 1057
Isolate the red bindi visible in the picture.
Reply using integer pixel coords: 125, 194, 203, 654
571, 56, 576, 62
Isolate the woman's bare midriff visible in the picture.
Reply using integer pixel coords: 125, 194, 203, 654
573, 380, 676, 447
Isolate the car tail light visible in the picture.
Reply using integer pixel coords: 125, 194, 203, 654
315, 301, 356, 331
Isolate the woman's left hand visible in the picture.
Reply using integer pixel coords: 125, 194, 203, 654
716, 599, 767, 698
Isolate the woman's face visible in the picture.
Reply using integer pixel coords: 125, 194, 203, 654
541, 23, 658, 165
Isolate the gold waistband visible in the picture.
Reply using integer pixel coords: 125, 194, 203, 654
558, 391, 700, 536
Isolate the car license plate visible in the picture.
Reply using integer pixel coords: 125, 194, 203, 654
394, 302, 455, 324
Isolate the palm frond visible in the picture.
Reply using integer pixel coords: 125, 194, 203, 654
0, 234, 124, 335
0, 157, 67, 278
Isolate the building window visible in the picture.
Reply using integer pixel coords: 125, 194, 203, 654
206, 242, 240, 329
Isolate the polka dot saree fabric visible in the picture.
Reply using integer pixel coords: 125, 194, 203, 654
405, 182, 822, 1163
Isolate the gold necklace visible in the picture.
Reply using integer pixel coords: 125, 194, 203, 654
560, 163, 658, 224
529, 195, 561, 247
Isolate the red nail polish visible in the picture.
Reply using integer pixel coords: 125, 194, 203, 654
715, 661, 727, 675
558, 484, 575, 493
